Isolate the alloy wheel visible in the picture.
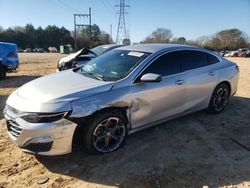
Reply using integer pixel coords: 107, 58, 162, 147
213, 87, 229, 112
92, 117, 126, 153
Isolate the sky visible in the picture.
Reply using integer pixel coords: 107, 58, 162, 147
0, 0, 250, 43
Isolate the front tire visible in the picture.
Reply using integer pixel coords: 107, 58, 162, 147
207, 83, 230, 114
83, 110, 128, 154
0, 65, 7, 80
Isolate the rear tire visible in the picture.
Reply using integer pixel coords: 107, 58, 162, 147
0, 65, 7, 80
83, 110, 128, 154
207, 83, 230, 114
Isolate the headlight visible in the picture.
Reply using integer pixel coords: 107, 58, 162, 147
21, 111, 71, 123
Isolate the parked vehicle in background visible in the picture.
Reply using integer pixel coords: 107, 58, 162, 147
17, 48, 23, 53
237, 48, 250, 57
48, 47, 58, 53
219, 50, 229, 57
4, 44, 239, 155
57, 44, 124, 71
33, 48, 45, 53
0, 42, 19, 80
224, 51, 238, 57
23, 48, 33, 53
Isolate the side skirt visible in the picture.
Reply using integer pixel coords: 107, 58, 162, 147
128, 106, 206, 135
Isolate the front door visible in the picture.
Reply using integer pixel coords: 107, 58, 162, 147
129, 51, 185, 129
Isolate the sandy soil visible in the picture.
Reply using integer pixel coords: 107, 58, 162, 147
0, 53, 250, 188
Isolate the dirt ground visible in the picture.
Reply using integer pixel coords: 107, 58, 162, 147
0, 53, 250, 188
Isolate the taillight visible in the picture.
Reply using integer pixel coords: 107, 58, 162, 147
7, 51, 17, 58
235, 65, 239, 71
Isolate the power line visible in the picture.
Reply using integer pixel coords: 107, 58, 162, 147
106, 0, 116, 9
98, 0, 118, 21
99, 0, 113, 14
56, 0, 81, 13
48, 0, 83, 14
47, 0, 74, 14
94, 0, 117, 39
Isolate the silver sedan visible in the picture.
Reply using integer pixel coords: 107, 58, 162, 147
4, 44, 239, 155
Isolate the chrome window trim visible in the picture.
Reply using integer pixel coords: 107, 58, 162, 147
131, 48, 221, 84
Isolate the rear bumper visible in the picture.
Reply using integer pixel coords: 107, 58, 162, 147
4, 111, 77, 156
230, 70, 239, 96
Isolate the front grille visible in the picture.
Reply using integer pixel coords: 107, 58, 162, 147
4, 105, 23, 139
6, 120, 22, 138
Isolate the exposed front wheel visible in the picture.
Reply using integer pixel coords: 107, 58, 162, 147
207, 83, 230, 114
83, 110, 127, 154
0, 65, 7, 80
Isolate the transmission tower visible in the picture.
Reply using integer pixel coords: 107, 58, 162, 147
115, 0, 130, 44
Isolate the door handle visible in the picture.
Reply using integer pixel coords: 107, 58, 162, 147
175, 80, 185, 85
208, 71, 214, 76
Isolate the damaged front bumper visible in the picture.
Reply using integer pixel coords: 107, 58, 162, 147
4, 112, 77, 156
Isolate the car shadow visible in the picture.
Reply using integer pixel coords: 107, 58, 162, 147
0, 75, 41, 89
28, 95, 250, 187
0, 95, 8, 119
0, 75, 41, 119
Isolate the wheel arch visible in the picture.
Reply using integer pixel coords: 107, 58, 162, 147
88, 106, 130, 125
70, 106, 130, 147
206, 80, 232, 109
216, 80, 231, 95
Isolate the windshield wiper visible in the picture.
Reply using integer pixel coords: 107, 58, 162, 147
82, 71, 105, 81
91, 73, 105, 81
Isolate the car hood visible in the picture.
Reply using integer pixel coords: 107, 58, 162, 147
17, 70, 114, 103
59, 52, 80, 64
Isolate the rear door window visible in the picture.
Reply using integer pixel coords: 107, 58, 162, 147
181, 50, 208, 71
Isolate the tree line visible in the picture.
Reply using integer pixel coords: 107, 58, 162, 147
0, 24, 113, 50
0, 24, 73, 50
0, 24, 249, 51
140, 28, 250, 51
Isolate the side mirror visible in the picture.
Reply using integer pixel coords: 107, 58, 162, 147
140, 73, 162, 82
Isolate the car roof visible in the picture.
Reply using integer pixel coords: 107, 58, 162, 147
116, 43, 199, 53
101, 44, 125, 48
0, 42, 17, 47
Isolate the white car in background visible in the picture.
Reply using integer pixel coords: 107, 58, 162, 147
224, 51, 238, 57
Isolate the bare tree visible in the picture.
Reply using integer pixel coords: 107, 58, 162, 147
176, 37, 186, 44
195, 35, 211, 47
0, 26, 4, 33
142, 28, 173, 43
215, 29, 248, 50
187, 29, 249, 51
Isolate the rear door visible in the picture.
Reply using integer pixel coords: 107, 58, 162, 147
180, 50, 220, 111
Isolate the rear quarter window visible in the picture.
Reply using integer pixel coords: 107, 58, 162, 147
207, 53, 220, 64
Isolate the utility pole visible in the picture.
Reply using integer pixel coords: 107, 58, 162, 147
89, 7, 92, 48
110, 24, 113, 43
73, 7, 92, 51
115, 0, 129, 44
74, 15, 77, 50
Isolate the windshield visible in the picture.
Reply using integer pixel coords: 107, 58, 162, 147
79, 50, 149, 81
